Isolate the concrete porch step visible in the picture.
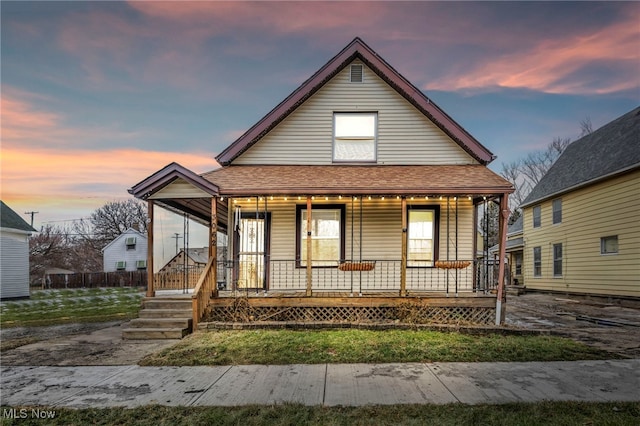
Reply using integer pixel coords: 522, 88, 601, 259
128, 318, 192, 329
139, 308, 192, 319
122, 327, 188, 340
142, 297, 192, 310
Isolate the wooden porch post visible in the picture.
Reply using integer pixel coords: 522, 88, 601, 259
400, 197, 407, 297
495, 193, 510, 325
306, 196, 313, 297
146, 200, 154, 298
209, 197, 218, 297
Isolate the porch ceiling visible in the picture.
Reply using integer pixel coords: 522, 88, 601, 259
202, 164, 514, 196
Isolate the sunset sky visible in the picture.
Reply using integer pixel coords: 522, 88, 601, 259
2, 1, 639, 240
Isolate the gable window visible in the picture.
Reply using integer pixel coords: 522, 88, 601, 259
407, 206, 439, 267
552, 199, 562, 224
601, 235, 618, 254
125, 236, 136, 250
333, 112, 377, 162
296, 205, 345, 267
532, 206, 541, 228
533, 247, 542, 277
553, 243, 563, 276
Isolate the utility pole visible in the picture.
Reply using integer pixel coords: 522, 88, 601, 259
172, 233, 182, 255
24, 211, 38, 227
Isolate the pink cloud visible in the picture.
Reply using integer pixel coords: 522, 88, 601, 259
426, 12, 640, 95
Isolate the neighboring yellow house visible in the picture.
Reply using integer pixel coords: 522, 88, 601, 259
520, 107, 640, 299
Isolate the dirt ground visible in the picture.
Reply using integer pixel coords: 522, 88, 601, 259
1, 292, 639, 366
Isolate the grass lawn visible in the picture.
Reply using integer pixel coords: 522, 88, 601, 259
1, 402, 638, 425
140, 328, 620, 366
0, 287, 144, 328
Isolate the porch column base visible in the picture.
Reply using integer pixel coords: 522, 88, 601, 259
495, 299, 502, 325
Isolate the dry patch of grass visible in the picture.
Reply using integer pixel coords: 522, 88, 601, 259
140, 329, 620, 366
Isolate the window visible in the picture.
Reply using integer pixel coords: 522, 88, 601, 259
136, 260, 147, 269
296, 205, 345, 267
553, 243, 563, 276
552, 199, 562, 224
125, 236, 136, 250
333, 112, 377, 162
116, 261, 126, 270
407, 207, 439, 267
532, 206, 541, 228
601, 235, 618, 254
533, 247, 542, 277
514, 252, 522, 275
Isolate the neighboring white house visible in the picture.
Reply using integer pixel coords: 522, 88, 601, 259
102, 228, 148, 272
1, 201, 36, 299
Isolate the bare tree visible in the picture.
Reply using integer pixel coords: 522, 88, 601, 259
501, 136, 571, 217
579, 116, 593, 137
82, 199, 148, 245
29, 224, 73, 279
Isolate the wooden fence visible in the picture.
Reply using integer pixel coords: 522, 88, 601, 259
34, 271, 147, 289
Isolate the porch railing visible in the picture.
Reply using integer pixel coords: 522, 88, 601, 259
191, 257, 217, 329
218, 259, 484, 294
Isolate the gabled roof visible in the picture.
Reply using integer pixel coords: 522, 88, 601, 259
0, 201, 36, 233
507, 215, 523, 236
215, 37, 495, 166
522, 107, 640, 207
101, 228, 147, 252
129, 162, 219, 199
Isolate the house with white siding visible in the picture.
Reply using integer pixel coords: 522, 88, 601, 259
521, 107, 640, 299
102, 228, 148, 273
1, 201, 36, 299
129, 38, 514, 330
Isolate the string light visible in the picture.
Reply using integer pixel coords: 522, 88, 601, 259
220, 196, 224, 201
339, 195, 342, 199
425, 196, 429, 200
410, 196, 414, 200
284, 196, 288, 201
468, 196, 472, 201
325, 196, 329, 200
368, 196, 372, 200
439, 196, 443, 200
298, 196, 301, 200
381, 196, 385, 200
270, 196, 273, 201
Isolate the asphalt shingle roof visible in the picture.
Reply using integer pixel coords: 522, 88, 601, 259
522, 107, 640, 207
203, 165, 513, 196
0, 201, 36, 232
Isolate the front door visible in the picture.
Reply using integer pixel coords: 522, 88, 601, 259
234, 213, 269, 290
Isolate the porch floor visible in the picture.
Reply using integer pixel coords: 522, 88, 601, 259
217, 290, 495, 299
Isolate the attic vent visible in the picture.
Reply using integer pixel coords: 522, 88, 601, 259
350, 64, 363, 83
125, 237, 136, 248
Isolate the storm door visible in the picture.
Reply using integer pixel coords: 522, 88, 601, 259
234, 213, 270, 290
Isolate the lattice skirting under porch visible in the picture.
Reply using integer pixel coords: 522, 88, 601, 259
205, 304, 496, 325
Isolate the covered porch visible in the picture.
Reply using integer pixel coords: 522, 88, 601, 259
129, 163, 513, 329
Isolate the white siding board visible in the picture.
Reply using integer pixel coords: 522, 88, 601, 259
0, 230, 31, 299
235, 60, 477, 166
103, 230, 148, 272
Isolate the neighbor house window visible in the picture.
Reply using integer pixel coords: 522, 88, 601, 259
407, 207, 439, 267
125, 236, 136, 250
532, 206, 541, 228
552, 199, 562, 224
514, 252, 522, 275
116, 261, 126, 271
136, 260, 147, 270
333, 112, 377, 162
553, 243, 563, 276
296, 205, 345, 267
601, 235, 618, 254
533, 247, 542, 277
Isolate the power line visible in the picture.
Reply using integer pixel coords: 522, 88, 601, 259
24, 211, 38, 227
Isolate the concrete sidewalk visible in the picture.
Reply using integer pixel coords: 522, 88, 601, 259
1, 360, 638, 408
